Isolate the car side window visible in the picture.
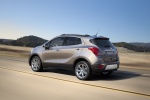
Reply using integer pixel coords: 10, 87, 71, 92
49, 37, 65, 47
64, 37, 82, 46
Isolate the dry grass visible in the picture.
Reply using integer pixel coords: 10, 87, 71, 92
0, 44, 31, 57
0, 45, 149, 69
117, 47, 150, 69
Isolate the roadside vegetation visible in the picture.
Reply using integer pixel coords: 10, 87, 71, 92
113, 42, 150, 52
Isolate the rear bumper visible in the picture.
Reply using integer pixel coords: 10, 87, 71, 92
91, 61, 120, 73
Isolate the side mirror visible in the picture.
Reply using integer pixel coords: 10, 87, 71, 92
43, 44, 49, 50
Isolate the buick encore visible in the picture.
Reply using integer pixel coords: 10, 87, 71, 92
29, 34, 119, 80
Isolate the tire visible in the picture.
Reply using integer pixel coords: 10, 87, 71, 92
75, 61, 92, 80
101, 71, 113, 76
31, 56, 43, 72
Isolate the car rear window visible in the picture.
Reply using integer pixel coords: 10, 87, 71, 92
90, 38, 114, 48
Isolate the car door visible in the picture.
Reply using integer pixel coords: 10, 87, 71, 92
42, 37, 66, 67
59, 37, 83, 69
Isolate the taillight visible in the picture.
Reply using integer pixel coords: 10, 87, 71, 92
88, 47, 99, 56
98, 65, 103, 69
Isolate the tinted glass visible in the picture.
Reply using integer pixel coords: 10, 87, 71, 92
50, 37, 65, 47
91, 38, 114, 48
64, 37, 81, 46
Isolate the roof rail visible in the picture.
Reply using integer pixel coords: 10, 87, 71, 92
60, 34, 90, 37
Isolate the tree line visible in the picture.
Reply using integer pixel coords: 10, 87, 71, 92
113, 42, 150, 52
0, 36, 150, 52
0, 35, 47, 47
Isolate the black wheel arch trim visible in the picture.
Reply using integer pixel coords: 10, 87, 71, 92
73, 57, 92, 69
29, 53, 41, 66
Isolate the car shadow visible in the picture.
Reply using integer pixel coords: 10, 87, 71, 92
91, 70, 142, 81
42, 68, 142, 81
42, 68, 75, 76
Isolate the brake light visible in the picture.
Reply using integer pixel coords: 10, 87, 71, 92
98, 65, 103, 69
88, 47, 99, 56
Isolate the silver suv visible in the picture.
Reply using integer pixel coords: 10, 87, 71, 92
29, 34, 119, 80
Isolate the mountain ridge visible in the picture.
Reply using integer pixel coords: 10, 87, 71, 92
0, 35, 47, 47
0, 35, 150, 52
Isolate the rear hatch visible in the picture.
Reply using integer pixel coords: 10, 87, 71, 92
90, 37, 119, 62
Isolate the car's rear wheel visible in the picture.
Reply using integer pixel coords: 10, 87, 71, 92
31, 56, 43, 72
75, 61, 92, 80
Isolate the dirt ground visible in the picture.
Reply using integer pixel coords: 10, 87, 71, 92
118, 48, 150, 68
0, 44, 31, 57
0, 44, 150, 69
118, 49, 150, 69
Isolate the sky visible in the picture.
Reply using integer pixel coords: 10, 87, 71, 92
0, 0, 150, 42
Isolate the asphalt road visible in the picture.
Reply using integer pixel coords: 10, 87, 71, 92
0, 55, 150, 100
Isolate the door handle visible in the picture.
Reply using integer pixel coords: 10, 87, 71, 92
76, 48, 80, 50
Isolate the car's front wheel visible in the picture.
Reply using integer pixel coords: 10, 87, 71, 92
75, 61, 92, 80
31, 56, 43, 72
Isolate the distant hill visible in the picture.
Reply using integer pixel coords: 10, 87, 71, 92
130, 42, 150, 48
0, 36, 150, 52
113, 42, 150, 52
0, 35, 48, 47
113, 42, 127, 47
0, 39, 14, 45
